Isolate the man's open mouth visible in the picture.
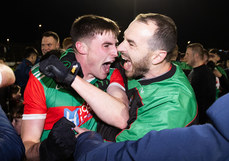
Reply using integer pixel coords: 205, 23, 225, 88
102, 60, 114, 73
121, 56, 132, 71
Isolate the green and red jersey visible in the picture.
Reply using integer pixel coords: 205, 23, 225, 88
115, 64, 198, 142
22, 63, 125, 141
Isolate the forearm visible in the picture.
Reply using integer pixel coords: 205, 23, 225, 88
21, 119, 45, 161
71, 76, 129, 129
23, 141, 40, 161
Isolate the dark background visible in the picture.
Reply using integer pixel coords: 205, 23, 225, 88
1, 0, 228, 62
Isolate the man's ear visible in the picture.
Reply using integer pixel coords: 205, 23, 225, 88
56, 42, 60, 49
75, 41, 88, 55
152, 50, 167, 65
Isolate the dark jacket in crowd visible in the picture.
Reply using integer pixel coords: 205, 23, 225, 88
0, 105, 25, 161
14, 58, 33, 95
74, 93, 229, 161
188, 64, 216, 123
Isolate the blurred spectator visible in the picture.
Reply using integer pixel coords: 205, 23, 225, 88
0, 63, 25, 161
2, 84, 23, 119
8, 84, 23, 103
225, 59, 229, 78
14, 46, 38, 96
41, 31, 60, 55
62, 37, 73, 50
184, 43, 216, 124
0, 57, 6, 64
9, 99, 24, 136
171, 44, 192, 76
208, 48, 229, 98
208, 48, 228, 78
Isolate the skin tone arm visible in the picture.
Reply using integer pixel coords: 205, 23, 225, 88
21, 74, 129, 160
71, 76, 129, 129
0, 64, 15, 88
21, 119, 45, 161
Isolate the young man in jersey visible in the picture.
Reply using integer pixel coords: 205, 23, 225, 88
21, 15, 129, 161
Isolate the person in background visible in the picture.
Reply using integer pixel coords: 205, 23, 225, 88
62, 37, 73, 50
9, 99, 24, 136
41, 31, 60, 56
7, 84, 23, 114
184, 43, 216, 124
0, 57, 6, 64
171, 44, 192, 76
208, 48, 229, 98
225, 59, 229, 78
208, 48, 228, 78
0, 63, 25, 161
9, 84, 22, 102
14, 46, 38, 96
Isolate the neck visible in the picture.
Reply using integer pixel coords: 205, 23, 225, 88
193, 60, 205, 68
143, 61, 171, 79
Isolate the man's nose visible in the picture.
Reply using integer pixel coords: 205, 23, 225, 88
110, 46, 118, 57
117, 41, 125, 53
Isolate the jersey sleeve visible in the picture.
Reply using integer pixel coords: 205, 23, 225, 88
109, 69, 125, 91
23, 71, 47, 119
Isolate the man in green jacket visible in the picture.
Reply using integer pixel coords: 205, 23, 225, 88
106, 13, 198, 142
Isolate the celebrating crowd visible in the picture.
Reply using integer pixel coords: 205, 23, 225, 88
0, 13, 229, 161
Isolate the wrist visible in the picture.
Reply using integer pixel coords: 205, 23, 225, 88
71, 75, 79, 87
25, 142, 41, 161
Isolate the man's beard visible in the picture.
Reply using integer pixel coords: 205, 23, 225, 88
126, 53, 151, 79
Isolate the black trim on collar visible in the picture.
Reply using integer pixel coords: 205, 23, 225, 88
138, 63, 176, 85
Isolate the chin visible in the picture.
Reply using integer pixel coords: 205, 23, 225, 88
97, 74, 107, 80
125, 71, 133, 79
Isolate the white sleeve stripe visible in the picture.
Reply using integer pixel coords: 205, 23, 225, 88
108, 82, 126, 91
22, 114, 47, 120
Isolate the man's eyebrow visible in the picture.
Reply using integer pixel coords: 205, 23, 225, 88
102, 42, 114, 45
126, 38, 136, 46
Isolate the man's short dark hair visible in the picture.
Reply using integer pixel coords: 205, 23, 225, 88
70, 14, 120, 47
42, 31, 60, 43
135, 13, 177, 61
23, 46, 38, 58
187, 43, 204, 59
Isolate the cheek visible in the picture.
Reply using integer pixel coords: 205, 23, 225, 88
88, 54, 102, 66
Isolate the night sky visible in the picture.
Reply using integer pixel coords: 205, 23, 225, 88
1, 0, 229, 54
